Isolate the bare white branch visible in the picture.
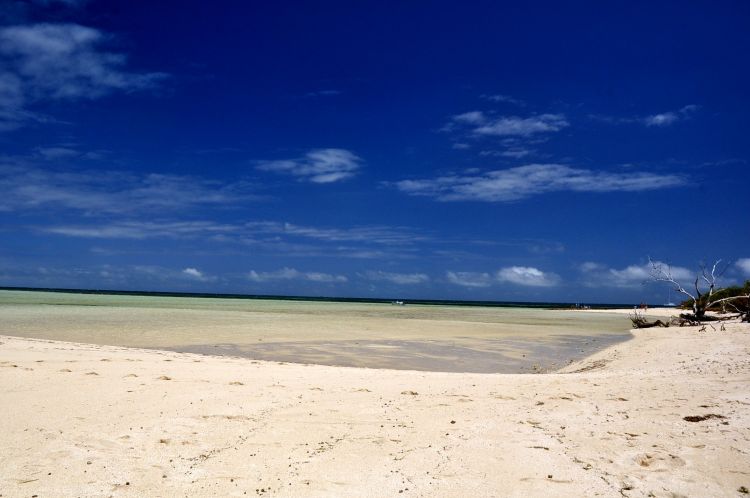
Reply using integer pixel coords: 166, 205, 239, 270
648, 257, 696, 302
649, 257, 747, 321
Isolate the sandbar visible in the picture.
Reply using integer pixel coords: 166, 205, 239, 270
1, 312, 748, 496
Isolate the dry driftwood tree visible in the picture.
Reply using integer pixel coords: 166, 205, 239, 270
649, 258, 750, 322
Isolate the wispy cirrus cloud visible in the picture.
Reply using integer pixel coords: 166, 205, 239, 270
498, 148, 533, 159
0, 23, 166, 130
35, 146, 79, 159
42, 219, 423, 261
446, 271, 493, 288
443, 105, 566, 158
248, 267, 347, 283
246, 221, 425, 246
451, 111, 487, 125
46, 219, 423, 246
644, 105, 699, 127
304, 89, 341, 98
591, 104, 699, 128
480, 94, 525, 106
446, 111, 568, 137
579, 261, 693, 288
33, 144, 106, 160
43, 220, 237, 239
474, 114, 568, 137
256, 148, 362, 183
0, 261, 219, 288
0, 163, 258, 214
362, 270, 429, 285
393, 163, 686, 202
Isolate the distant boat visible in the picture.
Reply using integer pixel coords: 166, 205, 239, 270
391, 300, 405, 306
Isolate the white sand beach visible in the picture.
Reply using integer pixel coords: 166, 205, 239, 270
1, 313, 748, 497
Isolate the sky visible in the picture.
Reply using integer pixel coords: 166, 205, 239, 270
1, 0, 749, 303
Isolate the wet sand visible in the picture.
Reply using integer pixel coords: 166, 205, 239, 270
0, 290, 631, 372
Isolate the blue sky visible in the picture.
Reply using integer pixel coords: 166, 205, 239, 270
1, 0, 748, 303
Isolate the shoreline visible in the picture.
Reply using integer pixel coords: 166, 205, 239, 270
0, 286, 643, 309
0, 293, 638, 374
1, 317, 748, 497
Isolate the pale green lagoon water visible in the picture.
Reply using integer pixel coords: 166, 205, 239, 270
0, 290, 633, 373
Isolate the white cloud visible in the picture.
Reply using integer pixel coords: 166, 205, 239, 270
258, 222, 424, 245
579, 262, 606, 273
0, 23, 165, 99
40, 218, 422, 261
473, 114, 569, 137
0, 163, 257, 214
256, 148, 362, 183
644, 112, 679, 127
182, 267, 203, 278
644, 105, 698, 127
446, 271, 493, 288
362, 271, 429, 285
304, 272, 348, 283
132, 265, 209, 282
444, 105, 560, 159
67, 225, 414, 262
496, 266, 559, 287
447, 112, 568, 138
248, 267, 347, 283
591, 105, 699, 128
0, 262, 206, 288
736, 258, 750, 277
0, 73, 29, 130
498, 148, 532, 159
580, 261, 694, 288
43, 219, 422, 251
36, 146, 79, 159
0, 23, 166, 130
481, 94, 525, 106
43, 220, 238, 239
394, 163, 686, 202
607, 264, 652, 284
181, 267, 216, 282
452, 111, 487, 125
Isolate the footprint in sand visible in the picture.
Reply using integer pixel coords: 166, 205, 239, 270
59, 368, 72, 373
124, 373, 138, 378
85, 371, 99, 376
158, 376, 172, 380
633, 452, 685, 469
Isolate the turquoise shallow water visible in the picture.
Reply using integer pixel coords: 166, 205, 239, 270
0, 290, 632, 373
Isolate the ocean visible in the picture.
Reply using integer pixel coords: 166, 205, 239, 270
0, 289, 633, 373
